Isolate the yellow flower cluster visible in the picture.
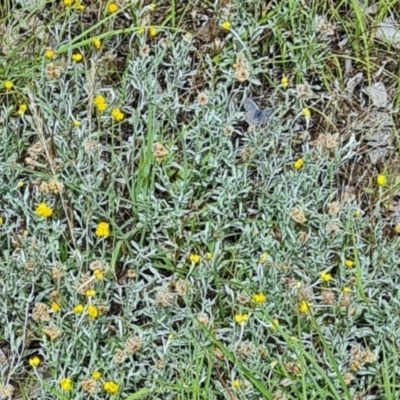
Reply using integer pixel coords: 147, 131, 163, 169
94, 95, 107, 113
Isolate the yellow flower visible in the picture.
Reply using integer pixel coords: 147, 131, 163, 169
168, 333, 174, 340
85, 289, 96, 298
137, 28, 145, 35
252, 293, 266, 304
149, 27, 157, 37
103, 381, 119, 394
320, 271, 333, 282
377, 174, 387, 186
342, 287, 351, 294
72, 53, 83, 62
4, 81, 13, 90
59, 378, 72, 391
17, 181, 24, 188
93, 269, 103, 280
73, 120, 81, 127
44, 49, 55, 59
149, 3, 156, 11
271, 319, 279, 331
108, 3, 118, 13
29, 356, 40, 368
299, 300, 310, 314
92, 38, 101, 49
18, 104, 28, 115
63, 0, 73, 5
87, 304, 99, 319
189, 254, 200, 264
94, 95, 107, 113
232, 380, 240, 389
73, 304, 84, 314
92, 371, 101, 381
35, 203, 53, 218
0, 217, 3, 225
281, 76, 289, 88
74, 2, 85, 11
205, 252, 212, 260
95, 221, 110, 238
259, 252, 268, 264
51, 303, 60, 313
354, 210, 362, 218
221, 21, 231, 31
111, 108, 124, 122
302, 108, 311, 118
293, 158, 304, 170
234, 313, 248, 324
345, 259, 354, 268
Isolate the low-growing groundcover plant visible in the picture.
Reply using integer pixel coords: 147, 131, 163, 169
1, 0, 400, 399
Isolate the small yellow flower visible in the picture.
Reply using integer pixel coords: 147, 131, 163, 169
0, 217, 3, 225
44, 49, 55, 59
92, 38, 101, 49
293, 158, 304, 170
85, 289, 96, 298
395, 222, 400, 234
95, 221, 110, 238
252, 293, 266, 304
205, 252, 212, 260
377, 174, 387, 186
168, 333, 174, 340
342, 287, 351, 294
111, 108, 124, 122
149, 3, 156, 11
17, 181, 24, 188
4, 81, 13, 90
63, 0, 73, 5
108, 3, 118, 13
18, 104, 27, 115
51, 303, 60, 313
72, 53, 83, 62
299, 300, 310, 314
345, 259, 354, 268
354, 210, 362, 218
137, 28, 145, 35
59, 378, 72, 391
271, 319, 279, 331
92, 371, 101, 381
87, 304, 99, 319
221, 21, 231, 31
320, 271, 333, 283
35, 203, 53, 218
232, 380, 240, 389
149, 27, 157, 37
234, 313, 249, 324
93, 269, 103, 280
103, 381, 119, 394
94, 95, 107, 113
302, 108, 311, 118
73, 120, 81, 127
73, 304, 84, 314
259, 252, 268, 264
189, 254, 200, 264
29, 356, 41, 368
74, 2, 85, 11
281, 76, 289, 88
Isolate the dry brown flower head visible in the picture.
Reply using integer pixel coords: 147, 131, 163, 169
32, 303, 50, 322
290, 208, 306, 223
124, 336, 143, 354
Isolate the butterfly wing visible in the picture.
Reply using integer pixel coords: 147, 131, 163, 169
244, 98, 261, 125
244, 98, 272, 125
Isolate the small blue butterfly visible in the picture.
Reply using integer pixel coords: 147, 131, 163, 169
244, 98, 273, 125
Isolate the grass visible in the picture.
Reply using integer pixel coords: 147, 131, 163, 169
0, 0, 400, 399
